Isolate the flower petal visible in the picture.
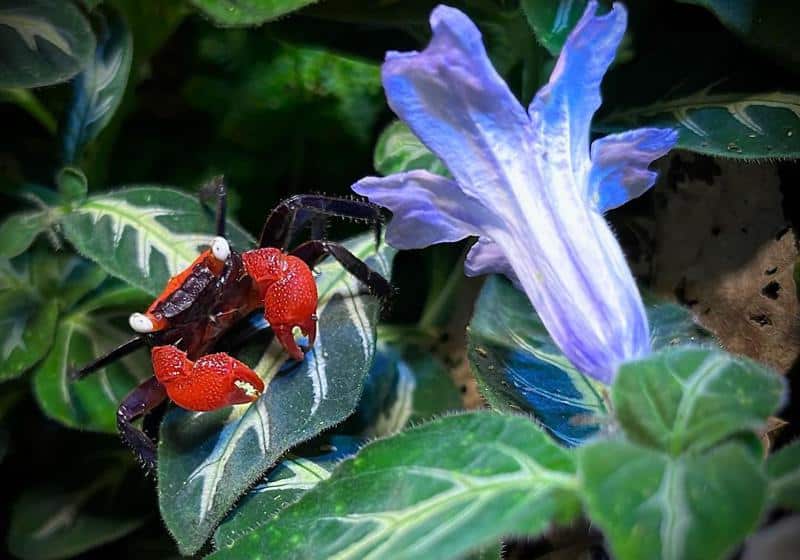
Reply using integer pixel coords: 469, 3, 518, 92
528, 1, 627, 190
588, 128, 678, 212
465, 238, 521, 288
352, 170, 492, 250
381, 5, 534, 208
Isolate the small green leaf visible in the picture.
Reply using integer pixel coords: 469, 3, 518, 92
209, 412, 580, 560
61, 186, 254, 296
374, 121, 448, 177
7, 458, 146, 560
597, 91, 800, 159
613, 346, 785, 455
0, 0, 95, 88
62, 7, 133, 164
214, 435, 362, 549
32, 283, 151, 432
0, 292, 57, 381
0, 211, 52, 258
56, 166, 88, 203
580, 439, 767, 560
766, 441, 800, 511
520, 0, 588, 55
158, 233, 395, 555
190, 0, 319, 26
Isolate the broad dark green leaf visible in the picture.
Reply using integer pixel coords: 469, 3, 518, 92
210, 412, 580, 560
158, 233, 395, 555
0, 291, 57, 381
0, 211, 52, 258
7, 457, 146, 560
32, 283, 151, 432
62, 7, 133, 164
766, 441, 800, 511
613, 346, 785, 455
677, 0, 753, 34
374, 121, 448, 177
580, 439, 767, 560
190, 0, 319, 26
468, 277, 713, 446
521, 0, 588, 55
0, 0, 95, 88
597, 91, 800, 159
214, 435, 362, 549
60, 186, 254, 296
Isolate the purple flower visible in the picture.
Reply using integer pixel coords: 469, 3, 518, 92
353, 2, 677, 384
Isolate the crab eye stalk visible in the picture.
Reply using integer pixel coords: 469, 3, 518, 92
211, 236, 230, 262
129, 312, 156, 333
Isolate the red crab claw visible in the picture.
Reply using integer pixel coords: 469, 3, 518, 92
270, 315, 318, 362
151, 346, 264, 411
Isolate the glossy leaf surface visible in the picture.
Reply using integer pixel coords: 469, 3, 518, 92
0, 0, 95, 88
61, 186, 254, 296
210, 412, 580, 560
62, 7, 133, 164
158, 233, 394, 554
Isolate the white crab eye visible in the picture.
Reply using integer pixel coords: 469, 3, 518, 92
211, 236, 230, 262
129, 312, 155, 333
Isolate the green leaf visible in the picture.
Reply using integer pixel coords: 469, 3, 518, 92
62, 7, 133, 164
32, 283, 151, 432
0, 0, 95, 88
468, 277, 717, 447
214, 435, 362, 549
55, 166, 88, 204
613, 346, 785, 455
0, 292, 57, 381
60, 186, 254, 296
189, 0, 319, 26
209, 412, 580, 560
0, 210, 53, 259
676, 0, 754, 35
7, 458, 146, 560
597, 91, 800, 159
374, 121, 448, 177
580, 439, 767, 560
766, 441, 800, 511
521, 0, 588, 55
158, 233, 395, 555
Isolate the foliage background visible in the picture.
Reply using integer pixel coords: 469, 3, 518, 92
1, 0, 799, 558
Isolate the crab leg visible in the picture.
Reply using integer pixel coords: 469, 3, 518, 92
117, 377, 167, 471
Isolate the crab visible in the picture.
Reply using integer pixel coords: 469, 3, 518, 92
71, 179, 391, 469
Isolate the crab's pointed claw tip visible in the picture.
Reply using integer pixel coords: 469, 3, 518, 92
273, 325, 305, 361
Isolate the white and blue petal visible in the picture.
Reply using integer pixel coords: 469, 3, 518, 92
589, 128, 679, 211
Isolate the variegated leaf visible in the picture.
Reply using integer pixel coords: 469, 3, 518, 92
598, 90, 800, 159
62, 7, 133, 164
209, 412, 581, 560
214, 435, 361, 549
33, 284, 152, 432
158, 233, 395, 555
60, 186, 254, 296
0, 0, 95, 88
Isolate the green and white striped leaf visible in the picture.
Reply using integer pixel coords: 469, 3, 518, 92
158, 233, 395, 555
520, 0, 588, 56
189, 0, 318, 26
374, 121, 449, 177
62, 7, 133, 164
766, 440, 800, 511
61, 186, 254, 297
598, 91, 800, 159
209, 412, 581, 560
613, 346, 785, 455
33, 284, 151, 432
579, 439, 767, 560
214, 435, 362, 549
0, 0, 95, 88
7, 456, 146, 560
